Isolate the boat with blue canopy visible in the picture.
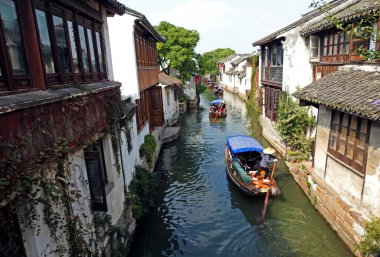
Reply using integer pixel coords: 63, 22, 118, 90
225, 135, 280, 196
209, 99, 227, 118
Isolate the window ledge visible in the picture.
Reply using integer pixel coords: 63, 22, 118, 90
105, 182, 115, 196
0, 81, 121, 114
326, 152, 364, 178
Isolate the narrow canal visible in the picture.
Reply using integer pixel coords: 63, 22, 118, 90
128, 91, 353, 257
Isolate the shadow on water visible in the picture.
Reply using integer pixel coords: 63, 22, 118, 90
128, 91, 354, 257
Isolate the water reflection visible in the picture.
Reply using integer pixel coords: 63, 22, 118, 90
128, 91, 353, 257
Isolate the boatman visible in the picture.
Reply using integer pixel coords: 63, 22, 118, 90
254, 147, 277, 182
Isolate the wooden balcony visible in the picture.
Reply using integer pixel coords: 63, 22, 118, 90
313, 63, 343, 80
262, 66, 283, 86
138, 67, 160, 91
0, 81, 121, 192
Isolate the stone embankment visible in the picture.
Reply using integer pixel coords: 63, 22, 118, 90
286, 161, 364, 256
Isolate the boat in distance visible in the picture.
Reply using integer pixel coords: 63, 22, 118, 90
209, 99, 227, 118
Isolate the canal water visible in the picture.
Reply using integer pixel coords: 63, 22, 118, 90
128, 91, 353, 257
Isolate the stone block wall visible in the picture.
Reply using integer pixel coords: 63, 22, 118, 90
287, 161, 365, 256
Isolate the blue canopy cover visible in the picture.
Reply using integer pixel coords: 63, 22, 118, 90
227, 135, 264, 154
210, 99, 225, 105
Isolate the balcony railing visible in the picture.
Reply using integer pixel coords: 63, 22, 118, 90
138, 67, 159, 91
0, 82, 121, 184
262, 66, 283, 83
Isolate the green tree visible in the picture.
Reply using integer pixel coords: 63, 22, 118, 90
310, 0, 380, 60
155, 21, 200, 81
198, 48, 235, 76
277, 88, 316, 158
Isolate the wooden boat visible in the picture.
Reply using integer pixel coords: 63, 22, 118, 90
209, 99, 227, 118
225, 135, 280, 197
214, 85, 223, 97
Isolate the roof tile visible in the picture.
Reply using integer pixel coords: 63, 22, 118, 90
293, 69, 380, 120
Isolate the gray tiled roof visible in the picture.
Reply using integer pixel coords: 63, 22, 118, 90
252, 0, 348, 46
159, 73, 182, 86
217, 54, 238, 64
101, 0, 126, 15
293, 69, 380, 121
238, 71, 247, 79
302, 0, 380, 35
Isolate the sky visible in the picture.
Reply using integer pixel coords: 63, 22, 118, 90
119, 0, 313, 54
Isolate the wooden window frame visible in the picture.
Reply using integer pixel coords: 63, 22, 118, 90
136, 90, 149, 132
310, 35, 320, 62
264, 85, 281, 122
328, 110, 370, 174
0, 203, 27, 257
350, 23, 371, 61
0, 0, 33, 93
84, 139, 108, 212
33, 0, 107, 86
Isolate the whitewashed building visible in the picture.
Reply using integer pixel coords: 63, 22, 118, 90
108, 7, 166, 186
291, 0, 380, 253
0, 0, 129, 256
251, 0, 356, 154
252, 0, 380, 254
159, 72, 181, 127
218, 54, 254, 100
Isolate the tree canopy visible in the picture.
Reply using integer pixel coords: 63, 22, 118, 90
198, 48, 235, 77
154, 21, 200, 81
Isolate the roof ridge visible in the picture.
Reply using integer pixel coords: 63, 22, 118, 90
252, 0, 350, 46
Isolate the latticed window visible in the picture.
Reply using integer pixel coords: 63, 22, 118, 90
33, 0, 107, 85
0, 0, 31, 92
328, 110, 370, 174
264, 86, 281, 121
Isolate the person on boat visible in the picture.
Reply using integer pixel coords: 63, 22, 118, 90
254, 147, 277, 182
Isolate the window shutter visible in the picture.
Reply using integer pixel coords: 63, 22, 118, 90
84, 141, 108, 212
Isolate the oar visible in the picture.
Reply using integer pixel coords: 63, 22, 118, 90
213, 104, 222, 123
258, 159, 277, 228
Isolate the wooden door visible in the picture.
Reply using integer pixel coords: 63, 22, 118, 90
149, 86, 164, 128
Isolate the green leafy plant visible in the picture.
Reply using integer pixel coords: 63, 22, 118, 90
139, 134, 156, 167
128, 166, 156, 220
356, 217, 380, 256
277, 88, 316, 160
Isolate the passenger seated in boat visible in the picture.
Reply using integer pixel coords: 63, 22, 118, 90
246, 151, 261, 169
236, 154, 250, 171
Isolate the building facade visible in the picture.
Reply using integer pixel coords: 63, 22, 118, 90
0, 0, 129, 256
159, 72, 181, 127
218, 53, 253, 101
252, 0, 356, 154
108, 8, 165, 187
291, 0, 380, 253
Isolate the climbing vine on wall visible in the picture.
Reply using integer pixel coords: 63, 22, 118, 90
0, 87, 126, 256
104, 90, 125, 174
249, 55, 261, 112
